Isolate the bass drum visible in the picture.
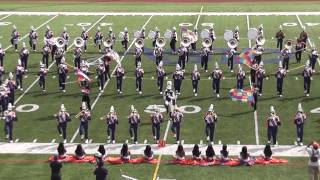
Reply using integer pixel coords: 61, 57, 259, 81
200, 29, 210, 39
247, 28, 258, 40
224, 30, 234, 41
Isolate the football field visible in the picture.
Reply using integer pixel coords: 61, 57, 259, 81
0, 2, 319, 180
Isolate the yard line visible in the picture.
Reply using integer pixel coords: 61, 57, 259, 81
295, 15, 320, 66
70, 15, 154, 143
0, 14, 12, 21
4, 15, 59, 51
13, 15, 106, 106
246, 15, 251, 48
194, 6, 203, 28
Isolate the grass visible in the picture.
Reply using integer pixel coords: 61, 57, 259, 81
0, 2, 319, 179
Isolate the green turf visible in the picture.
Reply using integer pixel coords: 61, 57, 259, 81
0, 2, 320, 12
0, 154, 310, 180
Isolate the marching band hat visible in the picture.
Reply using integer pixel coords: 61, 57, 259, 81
82, 26, 86, 31
8, 72, 13, 80
13, 24, 17, 30
297, 103, 303, 112
109, 26, 112, 32
17, 59, 22, 66
124, 27, 128, 32
137, 61, 142, 68
81, 102, 87, 110
173, 27, 176, 31
8, 103, 13, 111
259, 61, 264, 67
167, 81, 172, 90
61, 57, 66, 64
40, 61, 45, 68
155, 27, 159, 32
176, 64, 181, 70
279, 25, 283, 30
270, 106, 275, 114
238, 64, 242, 71
208, 104, 214, 112
158, 61, 163, 67
194, 64, 198, 71
215, 62, 219, 69
61, 104, 66, 111
63, 27, 67, 31
22, 42, 26, 48
131, 105, 135, 112
305, 60, 310, 67
278, 61, 283, 68
30, 26, 34, 30
110, 106, 115, 113
97, 26, 101, 31
46, 25, 50, 30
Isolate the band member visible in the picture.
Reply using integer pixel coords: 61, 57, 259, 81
11, 25, 19, 52
121, 27, 129, 51
256, 61, 266, 96
191, 64, 200, 96
281, 47, 291, 71
234, 26, 240, 42
102, 106, 118, 144
0, 84, 8, 116
58, 57, 68, 93
0, 66, 4, 85
81, 27, 89, 52
115, 63, 125, 94
61, 27, 69, 51
77, 102, 91, 144
135, 62, 144, 94
302, 60, 313, 97
42, 43, 50, 68
0, 43, 5, 66
236, 64, 245, 89
171, 106, 183, 144
15, 59, 24, 91
211, 62, 223, 98
209, 27, 216, 51
29, 26, 38, 51
38, 62, 48, 92
191, 27, 198, 52
294, 103, 306, 146
252, 83, 259, 111
54, 104, 71, 143
275, 25, 285, 51
253, 44, 264, 65
134, 45, 143, 68
45, 25, 53, 39
226, 46, 236, 72
151, 107, 164, 143
309, 47, 318, 72
107, 27, 116, 49
295, 38, 304, 63
299, 27, 308, 48
54, 46, 65, 67
177, 44, 187, 70
170, 27, 178, 54
153, 27, 160, 48
250, 59, 258, 84
7, 73, 16, 104
204, 104, 218, 144
164, 81, 176, 116
156, 61, 166, 95
73, 44, 82, 69
103, 50, 112, 80
19, 42, 29, 72
173, 64, 184, 95
267, 106, 281, 146
81, 84, 91, 110
201, 43, 210, 72
79, 60, 90, 87
3, 103, 17, 143
276, 61, 286, 97
94, 26, 103, 52
96, 59, 105, 92
153, 46, 163, 66
128, 105, 140, 144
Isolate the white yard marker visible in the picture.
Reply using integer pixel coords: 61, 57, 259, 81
254, 111, 259, 145
194, 6, 203, 29
0, 14, 12, 21
14, 139, 19, 143
4, 15, 59, 51
70, 15, 154, 143
33, 139, 37, 143
51, 139, 56, 143
13, 15, 106, 106
246, 15, 251, 48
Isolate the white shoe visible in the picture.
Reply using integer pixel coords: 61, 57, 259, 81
25, 69, 28, 72
279, 94, 283, 97
205, 70, 208, 73
136, 88, 139, 92
62, 90, 66, 93
139, 91, 142, 95
85, 139, 89, 144
206, 136, 210, 141
231, 70, 234, 73
259, 94, 262, 96
5, 134, 9, 139
306, 94, 310, 97
112, 140, 115, 144
299, 142, 303, 146
117, 89, 120, 93
42, 89, 46, 92
210, 141, 214, 145
156, 140, 159, 144
63, 139, 67, 143
194, 93, 197, 97
134, 141, 138, 144
176, 141, 180, 144
173, 134, 176, 138
81, 135, 84, 140
130, 137, 134, 140
119, 91, 123, 94
153, 136, 156, 140
59, 134, 62, 137
20, 88, 24, 91
160, 92, 163, 95
217, 94, 220, 98
99, 87, 102, 91
193, 89, 196, 93
9, 140, 13, 143
108, 136, 110, 140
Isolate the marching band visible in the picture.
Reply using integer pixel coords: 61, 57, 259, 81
0, 23, 317, 146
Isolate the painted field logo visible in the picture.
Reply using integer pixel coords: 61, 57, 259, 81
144, 105, 201, 114
15, 104, 39, 112
310, 107, 320, 114
0, 22, 12, 26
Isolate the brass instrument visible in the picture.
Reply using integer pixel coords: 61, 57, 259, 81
74, 37, 84, 48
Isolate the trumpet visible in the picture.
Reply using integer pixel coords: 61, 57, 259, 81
55, 37, 66, 48
74, 37, 84, 48
156, 37, 166, 48
75, 110, 85, 118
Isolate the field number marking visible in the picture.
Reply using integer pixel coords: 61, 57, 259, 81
16, 104, 39, 112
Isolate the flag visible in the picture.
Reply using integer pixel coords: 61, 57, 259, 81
77, 70, 91, 82
236, 48, 257, 69
229, 88, 255, 105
